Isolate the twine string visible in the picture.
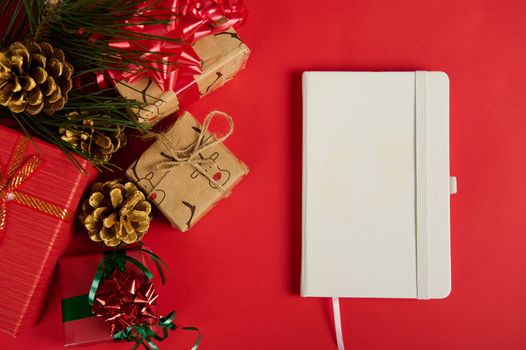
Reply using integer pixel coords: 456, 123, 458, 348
155, 111, 234, 192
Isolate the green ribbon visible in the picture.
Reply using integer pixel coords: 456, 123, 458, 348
62, 243, 196, 350
182, 327, 202, 350
113, 312, 201, 350
64, 246, 168, 323
62, 294, 93, 322
83, 244, 197, 349
88, 244, 168, 306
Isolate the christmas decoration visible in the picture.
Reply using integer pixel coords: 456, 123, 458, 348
60, 247, 200, 349
0, 41, 73, 115
92, 269, 158, 334
116, 28, 250, 126
127, 111, 248, 231
0, 1, 250, 346
0, 0, 248, 169
79, 179, 152, 247
59, 112, 127, 162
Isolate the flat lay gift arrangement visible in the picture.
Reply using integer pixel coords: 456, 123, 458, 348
0, 0, 250, 348
0, 1, 459, 350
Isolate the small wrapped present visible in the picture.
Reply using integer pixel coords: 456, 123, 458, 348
59, 248, 168, 347
0, 125, 98, 336
115, 28, 250, 126
126, 111, 248, 231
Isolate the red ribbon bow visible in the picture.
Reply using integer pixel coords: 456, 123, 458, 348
106, 0, 247, 91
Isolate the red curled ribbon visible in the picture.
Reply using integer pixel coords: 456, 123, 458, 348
105, 0, 247, 92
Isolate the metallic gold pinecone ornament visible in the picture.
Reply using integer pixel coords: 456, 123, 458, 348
0, 41, 73, 115
59, 112, 127, 162
79, 180, 152, 247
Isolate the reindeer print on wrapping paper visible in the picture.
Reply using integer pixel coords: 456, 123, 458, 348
202, 31, 245, 94
215, 31, 244, 47
190, 152, 231, 189
158, 148, 231, 191
129, 159, 166, 205
135, 80, 165, 123
183, 151, 230, 228
182, 201, 196, 229
130, 158, 194, 228
158, 149, 231, 229
142, 120, 232, 230
205, 72, 223, 94
188, 125, 231, 189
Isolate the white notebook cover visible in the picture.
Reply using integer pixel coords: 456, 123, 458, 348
301, 71, 452, 299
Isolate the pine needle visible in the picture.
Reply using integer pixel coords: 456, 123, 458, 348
0, 0, 186, 170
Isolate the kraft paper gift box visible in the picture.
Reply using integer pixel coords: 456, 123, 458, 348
0, 124, 98, 337
116, 28, 250, 126
126, 111, 248, 231
59, 249, 153, 346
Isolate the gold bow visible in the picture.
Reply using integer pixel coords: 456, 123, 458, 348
155, 111, 234, 192
0, 137, 73, 238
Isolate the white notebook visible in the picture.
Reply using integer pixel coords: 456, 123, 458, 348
301, 71, 455, 300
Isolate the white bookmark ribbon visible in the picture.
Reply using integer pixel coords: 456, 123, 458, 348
332, 297, 345, 350
415, 71, 429, 300
328, 72, 432, 350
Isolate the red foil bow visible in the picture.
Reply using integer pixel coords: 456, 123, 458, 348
92, 269, 159, 334
107, 0, 247, 91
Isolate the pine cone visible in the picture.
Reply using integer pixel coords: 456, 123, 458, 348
59, 112, 128, 162
79, 179, 152, 247
0, 41, 73, 116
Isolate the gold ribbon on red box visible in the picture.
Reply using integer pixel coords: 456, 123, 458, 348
0, 137, 73, 239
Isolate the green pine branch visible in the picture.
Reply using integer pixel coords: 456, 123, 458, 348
0, 0, 191, 171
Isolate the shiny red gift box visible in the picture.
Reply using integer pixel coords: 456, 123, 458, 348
0, 124, 98, 336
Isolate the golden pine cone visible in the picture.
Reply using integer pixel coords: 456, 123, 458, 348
79, 179, 152, 247
59, 112, 127, 162
0, 41, 73, 116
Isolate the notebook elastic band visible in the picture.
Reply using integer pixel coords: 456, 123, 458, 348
415, 71, 429, 300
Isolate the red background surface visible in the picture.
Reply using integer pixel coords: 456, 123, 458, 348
1, 0, 526, 349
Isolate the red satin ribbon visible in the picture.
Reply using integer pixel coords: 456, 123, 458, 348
105, 0, 247, 92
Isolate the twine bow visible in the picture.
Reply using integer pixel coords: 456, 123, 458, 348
0, 137, 73, 241
156, 111, 233, 192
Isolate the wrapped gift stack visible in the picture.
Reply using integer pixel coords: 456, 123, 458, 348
0, 0, 250, 348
